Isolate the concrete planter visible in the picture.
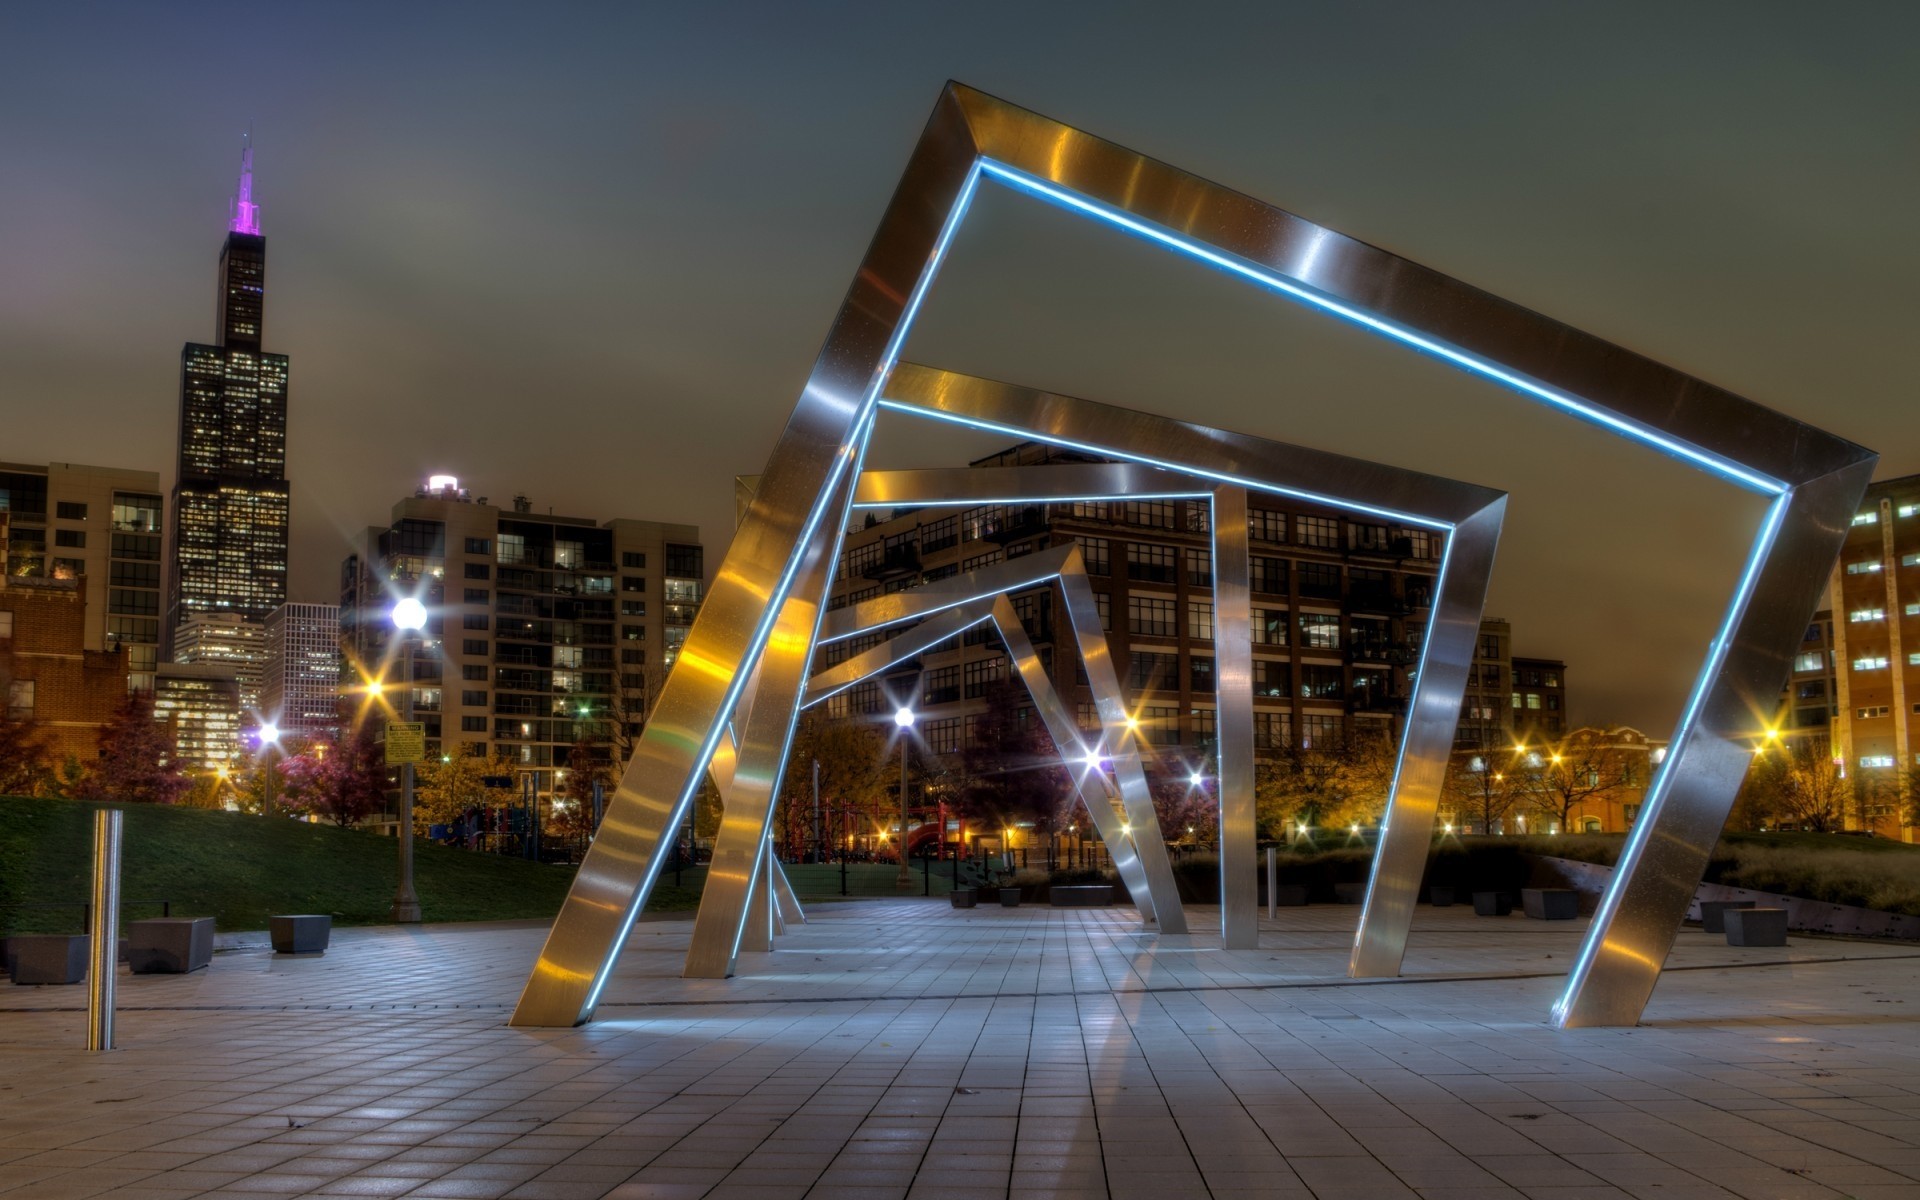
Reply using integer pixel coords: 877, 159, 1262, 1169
1698, 900, 1755, 935
127, 917, 215, 974
1522, 888, 1578, 920
7, 934, 89, 985
949, 889, 977, 909
1472, 891, 1512, 917
998, 888, 1021, 908
1428, 886, 1455, 907
271, 915, 331, 955
1724, 907, 1788, 947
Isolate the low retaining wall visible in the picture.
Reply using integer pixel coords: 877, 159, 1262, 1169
1530, 855, 1920, 941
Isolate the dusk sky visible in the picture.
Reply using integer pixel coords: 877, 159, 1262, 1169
4, 2, 1916, 734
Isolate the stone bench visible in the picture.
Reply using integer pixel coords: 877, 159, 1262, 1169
1049, 885, 1112, 907
7, 934, 89, 985
949, 888, 977, 909
270, 914, 332, 956
1699, 900, 1755, 934
1473, 891, 1513, 917
1724, 907, 1787, 947
1522, 888, 1579, 920
127, 917, 215, 975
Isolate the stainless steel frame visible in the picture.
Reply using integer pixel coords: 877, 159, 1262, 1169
513, 82, 1873, 1029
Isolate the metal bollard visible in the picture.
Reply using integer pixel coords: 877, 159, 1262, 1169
88, 809, 122, 1052
1265, 846, 1276, 921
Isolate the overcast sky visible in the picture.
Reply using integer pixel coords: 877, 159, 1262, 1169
3, 2, 1916, 735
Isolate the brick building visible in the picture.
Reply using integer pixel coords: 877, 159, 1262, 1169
0, 564, 130, 766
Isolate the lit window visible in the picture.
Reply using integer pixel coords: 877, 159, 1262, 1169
1853, 511, 1880, 526
1859, 755, 1895, 769
1853, 656, 1890, 670
1845, 561, 1883, 574
1905, 553, 1920, 568
1792, 651, 1826, 672
1909, 603, 1920, 617
1899, 504, 1919, 518
1850, 609, 1886, 623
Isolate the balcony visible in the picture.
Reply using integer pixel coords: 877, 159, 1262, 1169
861, 542, 922, 581
1349, 641, 1414, 666
982, 505, 1049, 544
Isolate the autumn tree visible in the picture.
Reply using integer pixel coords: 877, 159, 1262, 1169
1512, 729, 1629, 833
1442, 751, 1521, 834
77, 691, 189, 804
1753, 736, 1851, 832
0, 707, 54, 796
276, 727, 390, 827
779, 709, 892, 856
414, 748, 521, 833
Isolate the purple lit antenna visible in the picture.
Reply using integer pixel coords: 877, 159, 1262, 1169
229, 133, 260, 235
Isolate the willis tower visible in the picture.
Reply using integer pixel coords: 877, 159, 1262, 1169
164, 136, 290, 654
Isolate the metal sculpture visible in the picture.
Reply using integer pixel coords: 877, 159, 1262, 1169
514, 82, 1873, 1030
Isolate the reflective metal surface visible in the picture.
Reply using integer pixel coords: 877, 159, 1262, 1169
874, 370, 1505, 971
1211, 486, 1257, 950
517, 81, 1872, 1028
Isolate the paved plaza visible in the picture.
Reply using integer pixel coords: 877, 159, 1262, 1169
3, 900, 1919, 1200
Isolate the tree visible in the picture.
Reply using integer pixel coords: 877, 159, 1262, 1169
1442, 751, 1520, 834
77, 691, 189, 805
0, 708, 54, 796
552, 736, 617, 841
779, 709, 892, 849
1759, 736, 1851, 832
277, 727, 389, 827
957, 676, 1070, 833
414, 748, 521, 834
1512, 729, 1628, 833
1146, 767, 1212, 846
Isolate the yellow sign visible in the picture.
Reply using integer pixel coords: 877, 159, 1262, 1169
384, 722, 426, 765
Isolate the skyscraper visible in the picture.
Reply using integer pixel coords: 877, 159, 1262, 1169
265, 601, 343, 738
164, 135, 290, 656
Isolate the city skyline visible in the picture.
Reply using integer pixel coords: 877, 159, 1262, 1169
3, 4, 1917, 735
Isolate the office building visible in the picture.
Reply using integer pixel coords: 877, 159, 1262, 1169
172, 611, 266, 716
0, 462, 165, 691
153, 661, 243, 772
164, 137, 290, 652
814, 441, 1444, 779
1455, 619, 1569, 750
265, 602, 343, 738
341, 477, 703, 786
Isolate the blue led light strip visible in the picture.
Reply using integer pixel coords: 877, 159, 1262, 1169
975, 161, 1785, 498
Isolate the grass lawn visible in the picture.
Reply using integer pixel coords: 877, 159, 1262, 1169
0, 796, 699, 933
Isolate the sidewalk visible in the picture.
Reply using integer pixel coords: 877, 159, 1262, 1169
2, 901, 1917, 1199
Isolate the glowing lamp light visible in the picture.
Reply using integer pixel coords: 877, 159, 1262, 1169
427, 474, 459, 492
257, 723, 280, 743
391, 597, 428, 631
1189, 771, 1205, 787
894, 707, 916, 729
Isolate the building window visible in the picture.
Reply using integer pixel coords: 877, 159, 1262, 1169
460, 715, 486, 732
1128, 651, 1178, 694
1122, 500, 1176, 529
54, 529, 85, 548
1853, 511, 1880, 526
1127, 544, 1176, 583
1298, 613, 1340, 651
464, 537, 490, 555
1188, 601, 1214, 641
1128, 596, 1178, 638
1296, 515, 1339, 548
461, 639, 488, 655
1857, 706, 1890, 718
1860, 755, 1896, 768
1075, 701, 1100, 732
56, 501, 87, 520
1850, 608, 1885, 623
497, 532, 527, 564
460, 689, 488, 707
622, 576, 647, 593
1094, 592, 1111, 631
1248, 509, 1287, 542
463, 588, 489, 603
622, 551, 647, 569
0, 612, 12, 639
1300, 713, 1343, 748
1297, 562, 1340, 599
1251, 608, 1287, 646
1793, 651, 1825, 672
1186, 548, 1211, 587
924, 718, 962, 755
1253, 660, 1290, 698
1254, 711, 1291, 752
464, 562, 490, 580
1854, 656, 1890, 670
923, 666, 959, 705
7, 680, 33, 717
1250, 556, 1287, 594
1190, 655, 1215, 692
1138, 706, 1181, 746
1846, 560, 1884, 575
1072, 536, 1110, 575
963, 656, 1004, 699
1899, 504, 1920, 519
461, 664, 488, 681
618, 600, 645, 617
665, 544, 702, 579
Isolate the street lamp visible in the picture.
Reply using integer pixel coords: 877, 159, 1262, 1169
254, 724, 281, 815
894, 707, 914, 888
390, 597, 427, 923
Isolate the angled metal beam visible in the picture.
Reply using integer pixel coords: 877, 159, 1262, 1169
518, 80, 1869, 1028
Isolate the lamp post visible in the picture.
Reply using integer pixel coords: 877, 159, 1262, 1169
894, 707, 914, 888
390, 597, 427, 923
256, 724, 281, 815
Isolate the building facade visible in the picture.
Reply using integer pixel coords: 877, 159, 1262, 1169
340, 478, 703, 790
0, 462, 165, 691
164, 139, 290, 652
814, 441, 1445, 786
153, 661, 243, 772
265, 602, 343, 739
1452, 621, 1569, 750
0, 563, 131, 766
172, 612, 266, 717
